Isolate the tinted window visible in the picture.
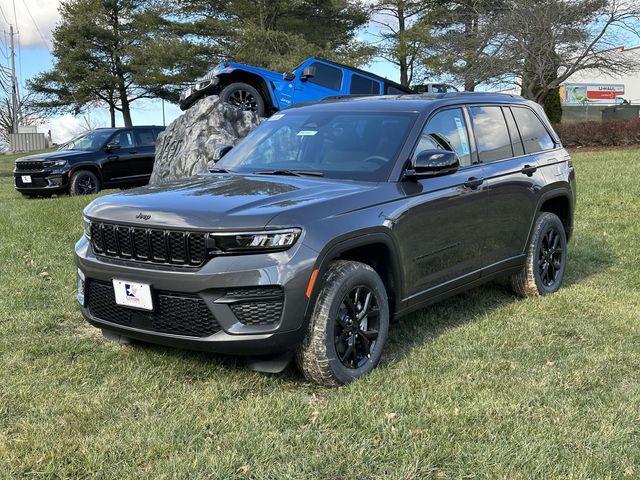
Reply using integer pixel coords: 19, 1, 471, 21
470, 106, 513, 162
512, 107, 555, 154
386, 86, 405, 95
503, 107, 525, 157
110, 131, 134, 148
415, 108, 472, 167
218, 111, 415, 182
350, 74, 380, 95
135, 129, 156, 147
308, 62, 342, 91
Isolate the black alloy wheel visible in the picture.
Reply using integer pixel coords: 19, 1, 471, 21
538, 226, 564, 288
228, 89, 259, 112
70, 170, 101, 196
334, 285, 381, 369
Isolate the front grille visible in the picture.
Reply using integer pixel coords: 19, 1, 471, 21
226, 286, 284, 326
15, 160, 44, 172
85, 280, 221, 337
89, 221, 207, 267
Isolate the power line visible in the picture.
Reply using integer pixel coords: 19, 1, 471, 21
21, 0, 50, 51
0, 5, 9, 25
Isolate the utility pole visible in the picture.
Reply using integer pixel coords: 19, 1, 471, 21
9, 24, 19, 134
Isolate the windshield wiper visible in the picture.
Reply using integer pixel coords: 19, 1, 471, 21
209, 167, 231, 173
254, 169, 324, 177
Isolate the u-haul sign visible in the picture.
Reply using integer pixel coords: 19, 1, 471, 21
561, 83, 625, 105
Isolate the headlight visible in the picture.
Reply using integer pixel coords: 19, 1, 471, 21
210, 228, 301, 253
44, 159, 68, 168
82, 215, 91, 239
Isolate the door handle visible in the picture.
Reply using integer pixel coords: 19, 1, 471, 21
463, 177, 484, 189
128, 150, 138, 155
521, 164, 537, 176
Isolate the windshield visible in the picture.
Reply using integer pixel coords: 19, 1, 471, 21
217, 110, 416, 182
58, 130, 114, 151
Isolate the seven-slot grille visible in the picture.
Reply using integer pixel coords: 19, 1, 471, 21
89, 221, 207, 266
15, 160, 44, 172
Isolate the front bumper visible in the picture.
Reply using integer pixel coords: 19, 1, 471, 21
179, 77, 220, 110
75, 236, 318, 355
14, 169, 70, 193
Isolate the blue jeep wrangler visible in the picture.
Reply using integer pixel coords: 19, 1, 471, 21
179, 57, 413, 117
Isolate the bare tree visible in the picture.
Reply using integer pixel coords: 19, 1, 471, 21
0, 74, 46, 148
504, 0, 640, 104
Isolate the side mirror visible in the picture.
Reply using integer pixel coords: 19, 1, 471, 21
105, 143, 120, 152
283, 71, 295, 81
300, 66, 316, 82
406, 149, 459, 178
212, 144, 233, 163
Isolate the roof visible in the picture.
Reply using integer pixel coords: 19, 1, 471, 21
94, 125, 165, 130
287, 91, 532, 113
314, 58, 414, 94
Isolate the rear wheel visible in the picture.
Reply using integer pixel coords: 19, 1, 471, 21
511, 212, 567, 297
296, 261, 389, 386
70, 170, 100, 195
220, 82, 266, 117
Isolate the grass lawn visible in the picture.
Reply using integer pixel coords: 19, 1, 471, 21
0, 148, 639, 479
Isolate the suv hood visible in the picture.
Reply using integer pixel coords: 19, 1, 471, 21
84, 174, 378, 230
18, 150, 89, 162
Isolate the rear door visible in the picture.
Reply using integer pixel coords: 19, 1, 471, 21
292, 60, 344, 103
132, 128, 158, 179
478, 105, 554, 265
394, 107, 491, 299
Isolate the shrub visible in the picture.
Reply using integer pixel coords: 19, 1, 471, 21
544, 88, 563, 124
554, 118, 640, 148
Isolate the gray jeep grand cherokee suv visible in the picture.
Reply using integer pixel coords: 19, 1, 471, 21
76, 93, 576, 386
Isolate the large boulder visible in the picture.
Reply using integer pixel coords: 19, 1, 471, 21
149, 95, 262, 185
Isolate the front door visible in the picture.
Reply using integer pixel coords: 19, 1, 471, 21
394, 107, 492, 300
292, 60, 344, 104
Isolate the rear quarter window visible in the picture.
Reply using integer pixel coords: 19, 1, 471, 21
512, 107, 555, 154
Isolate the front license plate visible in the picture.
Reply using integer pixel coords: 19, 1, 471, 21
113, 279, 153, 311
21, 175, 32, 183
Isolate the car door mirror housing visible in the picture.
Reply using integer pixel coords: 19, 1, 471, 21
406, 149, 460, 178
105, 143, 120, 152
283, 71, 295, 81
300, 66, 316, 82
212, 144, 233, 163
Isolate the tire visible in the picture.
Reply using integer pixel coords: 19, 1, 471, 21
296, 260, 390, 387
220, 82, 266, 117
69, 170, 100, 195
511, 212, 568, 297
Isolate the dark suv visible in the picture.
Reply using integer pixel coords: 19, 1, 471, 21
14, 126, 165, 197
76, 93, 575, 386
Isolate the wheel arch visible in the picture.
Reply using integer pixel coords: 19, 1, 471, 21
216, 71, 276, 114
306, 231, 405, 320
537, 190, 573, 240
70, 164, 103, 183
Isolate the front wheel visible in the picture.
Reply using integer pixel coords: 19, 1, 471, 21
219, 82, 266, 117
69, 170, 100, 196
296, 261, 390, 386
511, 212, 568, 297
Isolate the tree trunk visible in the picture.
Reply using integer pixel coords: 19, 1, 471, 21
397, 4, 409, 87
108, 102, 116, 127
119, 91, 133, 127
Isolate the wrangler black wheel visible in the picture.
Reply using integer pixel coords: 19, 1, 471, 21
220, 82, 266, 117
511, 212, 567, 297
296, 260, 389, 386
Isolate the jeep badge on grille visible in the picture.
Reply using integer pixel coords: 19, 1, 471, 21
136, 213, 151, 221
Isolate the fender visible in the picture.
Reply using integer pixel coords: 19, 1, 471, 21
69, 162, 103, 182
216, 71, 280, 112
301, 228, 405, 324
524, 186, 574, 249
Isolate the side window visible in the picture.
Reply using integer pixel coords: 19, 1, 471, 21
308, 62, 343, 91
469, 106, 513, 162
512, 107, 555, 154
503, 107, 525, 157
135, 129, 156, 147
414, 108, 472, 167
386, 85, 405, 95
110, 130, 134, 148
350, 74, 380, 95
